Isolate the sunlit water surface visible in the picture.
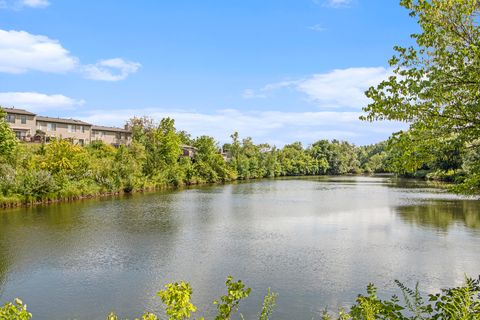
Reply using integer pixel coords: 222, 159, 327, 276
0, 176, 479, 319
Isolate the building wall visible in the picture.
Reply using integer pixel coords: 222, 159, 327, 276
92, 130, 132, 146
4, 109, 132, 146
37, 121, 92, 144
5, 114, 36, 137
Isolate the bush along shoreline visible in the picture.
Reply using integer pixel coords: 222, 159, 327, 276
0, 108, 397, 209
3, 106, 477, 209
2, 276, 479, 319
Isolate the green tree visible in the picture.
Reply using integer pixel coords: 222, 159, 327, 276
137, 117, 182, 183
364, 0, 480, 141
279, 142, 319, 176
193, 135, 232, 183
0, 107, 17, 162
113, 142, 146, 192
228, 132, 254, 179
39, 139, 87, 176
310, 140, 359, 175
362, 0, 480, 192
126, 116, 156, 145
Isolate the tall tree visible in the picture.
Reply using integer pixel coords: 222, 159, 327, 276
362, 0, 480, 193
363, 0, 480, 141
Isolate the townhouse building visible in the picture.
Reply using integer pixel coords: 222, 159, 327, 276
4, 108, 36, 140
3, 107, 132, 146
36, 116, 92, 145
91, 125, 132, 147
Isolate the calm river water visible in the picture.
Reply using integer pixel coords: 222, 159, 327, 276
0, 176, 479, 319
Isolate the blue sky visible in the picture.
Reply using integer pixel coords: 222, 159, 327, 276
0, 0, 416, 146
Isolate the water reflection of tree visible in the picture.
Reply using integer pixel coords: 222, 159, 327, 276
0, 228, 11, 297
0, 205, 78, 297
396, 201, 480, 230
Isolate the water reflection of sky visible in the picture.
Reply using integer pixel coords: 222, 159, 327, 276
0, 177, 479, 319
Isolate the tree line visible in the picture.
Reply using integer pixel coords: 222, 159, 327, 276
0, 109, 391, 207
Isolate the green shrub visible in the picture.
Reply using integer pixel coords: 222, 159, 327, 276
426, 169, 459, 183
158, 281, 197, 320
0, 298, 32, 320
16, 169, 58, 201
0, 164, 16, 196
3, 276, 478, 319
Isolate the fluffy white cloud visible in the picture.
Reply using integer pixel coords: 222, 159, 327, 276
78, 108, 405, 146
0, 92, 84, 111
21, 0, 49, 8
0, 29, 78, 73
0, 28, 140, 80
246, 67, 391, 109
83, 58, 141, 82
296, 67, 391, 108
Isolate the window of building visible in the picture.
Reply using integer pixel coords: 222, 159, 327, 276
20, 116, 27, 124
68, 124, 75, 133
6, 114, 15, 123
47, 123, 56, 131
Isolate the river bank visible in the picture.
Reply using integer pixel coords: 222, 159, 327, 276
0, 180, 210, 209
1, 173, 459, 210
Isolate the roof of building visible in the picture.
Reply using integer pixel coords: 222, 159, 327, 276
2, 107, 36, 116
36, 116, 92, 126
91, 125, 131, 133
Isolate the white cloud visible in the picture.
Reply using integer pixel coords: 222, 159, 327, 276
308, 24, 326, 32
78, 108, 405, 146
0, 28, 140, 81
21, 0, 49, 8
246, 67, 391, 109
296, 67, 391, 108
0, 0, 50, 9
0, 29, 78, 73
322, 0, 353, 8
0, 92, 84, 111
83, 58, 141, 82
242, 89, 267, 99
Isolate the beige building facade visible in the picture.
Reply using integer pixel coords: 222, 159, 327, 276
3, 107, 132, 146
91, 125, 132, 146
4, 108, 36, 140
36, 116, 92, 145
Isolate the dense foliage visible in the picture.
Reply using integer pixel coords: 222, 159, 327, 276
0, 109, 17, 162
363, 0, 480, 194
3, 276, 478, 319
0, 110, 388, 207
